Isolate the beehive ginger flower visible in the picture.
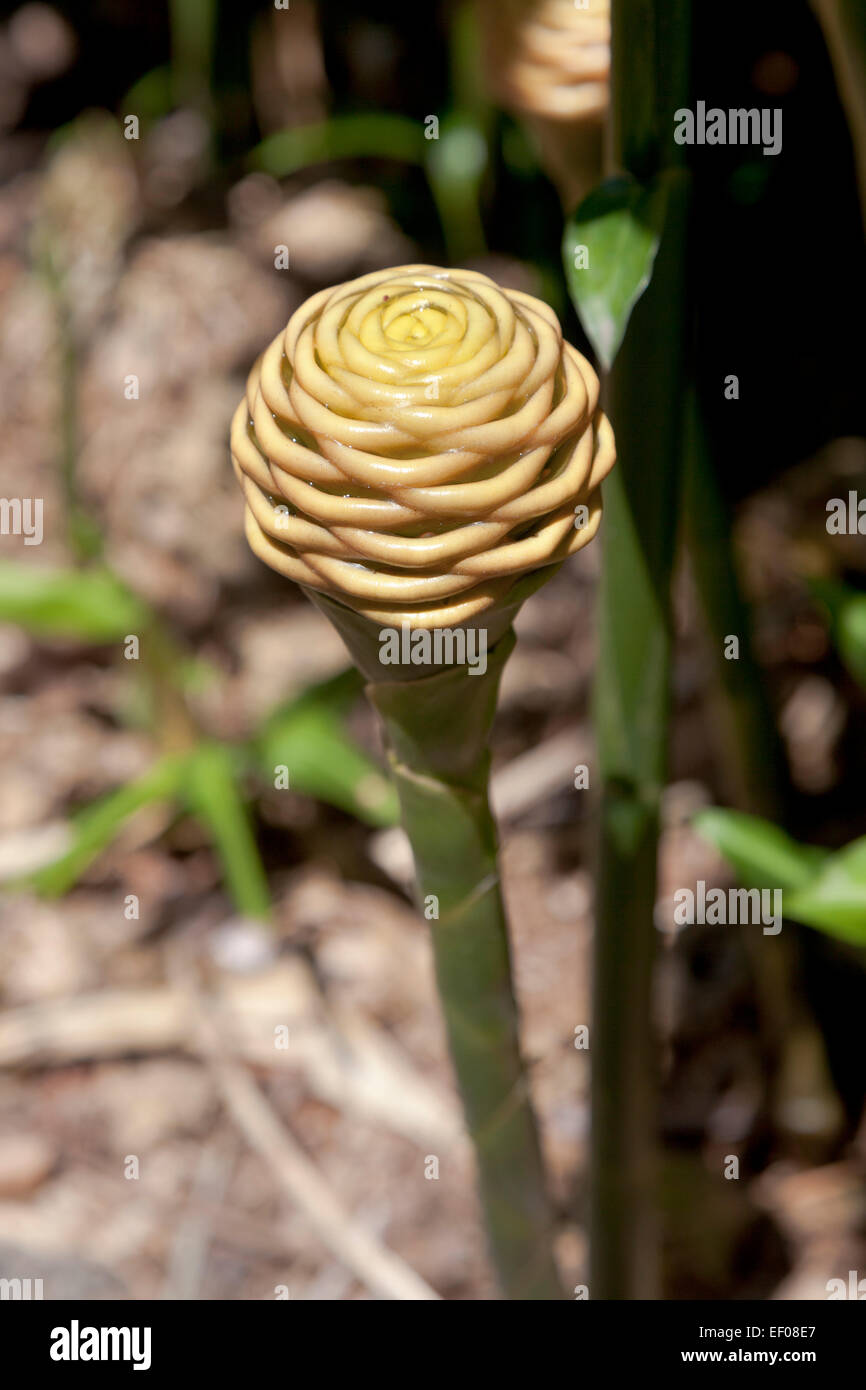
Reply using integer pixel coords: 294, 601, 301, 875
480, 0, 610, 121
231, 264, 615, 629
477, 0, 610, 208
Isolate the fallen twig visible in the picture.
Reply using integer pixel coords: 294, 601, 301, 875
173, 958, 441, 1301
0, 959, 461, 1150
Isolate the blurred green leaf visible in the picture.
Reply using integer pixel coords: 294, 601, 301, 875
785, 838, 866, 944
562, 174, 669, 370
184, 742, 272, 922
809, 577, 866, 691
251, 109, 489, 261
250, 114, 425, 177
694, 808, 829, 891
31, 754, 188, 897
425, 114, 489, 260
278, 666, 364, 720
120, 66, 174, 124
695, 808, 866, 944
176, 653, 222, 697
0, 564, 148, 641
257, 671, 399, 828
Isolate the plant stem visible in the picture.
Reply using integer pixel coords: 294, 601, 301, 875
169, 0, 217, 120
368, 633, 563, 1300
591, 0, 692, 1300
306, 588, 563, 1298
36, 244, 101, 564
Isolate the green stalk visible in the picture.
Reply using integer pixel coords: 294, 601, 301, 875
591, 0, 692, 1300
169, 0, 217, 119
371, 645, 560, 1298
307, 586, 563, 1299
35, 241, 101, 563
425, 0, 491, 262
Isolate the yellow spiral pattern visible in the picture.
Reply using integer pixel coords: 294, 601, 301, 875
480, 0, 610, 122
231, 264, 614, 628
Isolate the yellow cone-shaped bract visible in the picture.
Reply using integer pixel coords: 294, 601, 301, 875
232, 264, 614, 629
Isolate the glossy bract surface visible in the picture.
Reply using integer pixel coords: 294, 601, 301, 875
232, 264, 614, 627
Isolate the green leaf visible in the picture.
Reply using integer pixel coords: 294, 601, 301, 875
0, 564, 148, 642
695, 808, 866, 944
183, 742, 272, 921
250, 114, 425, 177
257, 671, 399, 828
809, 577, 866, 691
30, 754, 188, 897
119, 66, 173, 124
694, 808, 829, 892
785, 838, 866, 944
276, 667, 364, 721
562, 174, 669, 370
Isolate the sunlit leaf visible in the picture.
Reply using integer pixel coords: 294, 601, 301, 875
257, 671, 399, 828
694, 808, 829, 891
695, 807, 866, 944
562, 174, 670, 370
785, 838, 866, 944
30, 754, 188, 897
0, 564, 148, 642
183, 742, 271, 922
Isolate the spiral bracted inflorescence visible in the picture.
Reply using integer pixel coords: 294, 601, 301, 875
231, 264, 615, 628
480, 0, 610, 123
